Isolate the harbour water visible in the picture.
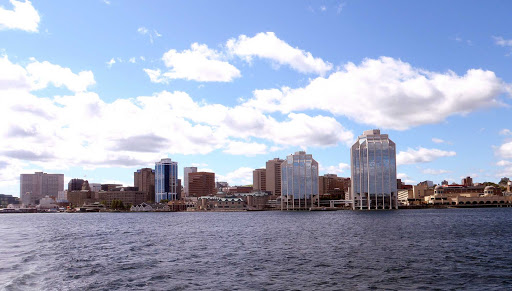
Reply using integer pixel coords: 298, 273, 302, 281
1, 208, 512, 290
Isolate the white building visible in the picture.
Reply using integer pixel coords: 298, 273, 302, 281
183, 167, 197, 197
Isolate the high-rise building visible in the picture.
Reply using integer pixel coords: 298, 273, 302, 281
183, 167, 197, 197
253, 168, 266, 191
461, 176, 473, 187
20, 172, 64, 205
155, 158, 179, 202
68, 179, 84, 191
134, 168, 155, 202
351, 129, 397, 210
281, 151, 319, 210
188, 172, 215, 197
266, 158, 284, 196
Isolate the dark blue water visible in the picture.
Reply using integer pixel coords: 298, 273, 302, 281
1, 209, 511, 290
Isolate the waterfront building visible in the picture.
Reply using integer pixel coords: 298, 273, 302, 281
281, 151, 319, 210
101, 184, 122, 191
68, 179, 84, 191
319, 174, 349, 198
266, 158, 284, 196
103, 188, 147, 208
184, 167, 198, 197
20, 172, 64, 205
253, 168, 267, 191
350, 129, 398, 210
0, 194, 19, 207
155, 158, 179, 202
134, 168, 155, 202
57, 190, 68, 202
188, 172, 215, 197
67, 181, 98, 207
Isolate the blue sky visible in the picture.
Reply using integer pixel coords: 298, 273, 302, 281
1, 0, 512, 196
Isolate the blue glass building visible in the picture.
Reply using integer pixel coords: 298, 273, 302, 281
155, 158, 179, 202
281, 151, 319, 210
351, 129, 397, 210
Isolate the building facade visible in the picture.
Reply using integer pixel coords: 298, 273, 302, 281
281, 151, 319, 210
20, 172, 64, 205
68, 179, 84, 191
155, 158, 179, 202
266, 158, 284, 196
134, 168, 155, 202
351, 129, 398, 210
253, 168, 267, 191
188, 172, 215, 197
183, 167, 197, 197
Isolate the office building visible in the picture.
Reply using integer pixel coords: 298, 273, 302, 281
253, 168, 266, 191
281, 151, 319, 210
155, 158, 179, 202
461, 176, 473, 187
184, 167, 197, 197
134, 168, 155, 202
68, 179, 84, 191
188, 172, 215, 197
266, 158, 284, 196
20, 172, 64, 205
350, 129, 398, 210
319, 174, 349, 198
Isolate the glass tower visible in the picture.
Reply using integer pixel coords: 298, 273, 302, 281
351, 129, 397, 210
281, 151, 319, 210
155, 158, 179, 202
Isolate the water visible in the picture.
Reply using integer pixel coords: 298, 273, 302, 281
1, 208, 511, 290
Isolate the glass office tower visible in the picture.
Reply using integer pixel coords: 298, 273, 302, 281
281, 151, 319, 210
351, 129, 397, 210
155, 158, 179, 202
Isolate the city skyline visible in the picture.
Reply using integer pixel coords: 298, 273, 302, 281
2, 1, 512, 196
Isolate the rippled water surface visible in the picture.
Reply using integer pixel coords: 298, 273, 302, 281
1, 208, 512, 290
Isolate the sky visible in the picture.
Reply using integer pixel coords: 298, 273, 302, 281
1, 0, 512, 196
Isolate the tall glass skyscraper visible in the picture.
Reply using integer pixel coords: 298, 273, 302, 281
351, 129, 397, 210
281, 151, 319, 210
155, 158, 179, 202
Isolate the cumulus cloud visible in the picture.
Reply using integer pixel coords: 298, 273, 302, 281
0, 0, 40, 32
145, 43, 241, 82
496, 141, 512, 159
217, 167, 254, 186
227, 32, 332, 75
0, 55, 95, 93
397, 147, 456, 165
241, 57, 508, 130
0, 54, 353, 173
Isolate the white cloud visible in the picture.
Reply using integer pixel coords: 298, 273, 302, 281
0, 55, 95, 93
129, 57, 136, 64
137, 26, 161, 43
146, 43, 241, 82
397, 147, 456, 165
223, 141, 268, 156
241, 57, 507, 130
0, 54, 352, 174
421, 168, 451, 175
320, 5, 327, 11
496, 141, 512, 159
106, 58, 116, 68
337, 2, 346, 14
217, 167, 254, 186
0, 0, 40, 32
499, 129, 512, 136
497, 160, 512, 167
493, 36, 512, 47
432, 138, 445, 144
103, 0, 111, 5
320, 162, 350, 175
227, 32, 332, 75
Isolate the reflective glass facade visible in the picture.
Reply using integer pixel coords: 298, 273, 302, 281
281, 151, 319, 210
351, 130, 397, 210
155, 158, 179, 202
